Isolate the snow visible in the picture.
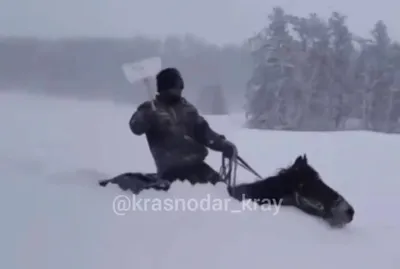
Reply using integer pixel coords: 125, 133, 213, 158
2, 91, 399, 269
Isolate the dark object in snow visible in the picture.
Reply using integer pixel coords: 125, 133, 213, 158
228, 154, 355, 228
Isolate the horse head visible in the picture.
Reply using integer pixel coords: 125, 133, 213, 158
287, 154, 355, 228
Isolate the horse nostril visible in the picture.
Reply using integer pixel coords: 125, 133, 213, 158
346, 207, 354, 220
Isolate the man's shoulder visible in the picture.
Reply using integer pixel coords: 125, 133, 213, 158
180, 98, 198, 112
136, 101, 154, 111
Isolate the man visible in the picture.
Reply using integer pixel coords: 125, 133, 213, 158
129, 67, 237, 186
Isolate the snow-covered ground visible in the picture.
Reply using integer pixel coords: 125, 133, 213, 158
2, 92, 399, 269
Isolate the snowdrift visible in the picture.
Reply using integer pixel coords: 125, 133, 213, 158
1, 92, 399, 269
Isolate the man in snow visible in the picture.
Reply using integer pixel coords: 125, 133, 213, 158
129, 67, 237, 185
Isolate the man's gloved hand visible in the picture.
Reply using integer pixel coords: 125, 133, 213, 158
129, 101, 157, 135
221, 140, 237, 158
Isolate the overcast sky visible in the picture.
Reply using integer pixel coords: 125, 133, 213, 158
1, 0, 399, 45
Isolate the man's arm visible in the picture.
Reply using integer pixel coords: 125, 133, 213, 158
129, 102, 153, 135
193, 113, 227, 152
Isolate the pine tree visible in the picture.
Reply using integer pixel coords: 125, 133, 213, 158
245, 7, 298, 129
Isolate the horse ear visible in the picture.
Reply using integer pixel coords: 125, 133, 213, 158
294, 155, 303, 165
303, 154, 308, 163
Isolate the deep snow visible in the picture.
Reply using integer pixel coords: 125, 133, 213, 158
2, 92, 399, 269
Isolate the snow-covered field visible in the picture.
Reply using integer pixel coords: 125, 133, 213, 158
2, 92, 399, 269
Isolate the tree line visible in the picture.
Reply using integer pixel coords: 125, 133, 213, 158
0, 34, 251, 109
3, 7, 400, 133
245, 7, 400, 133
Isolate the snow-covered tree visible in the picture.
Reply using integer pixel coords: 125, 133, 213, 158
245, 7, 301, 129
319, 12, 355, 128
245, 7, 400, 133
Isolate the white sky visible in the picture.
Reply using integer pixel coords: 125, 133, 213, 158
0, 0, 399, 45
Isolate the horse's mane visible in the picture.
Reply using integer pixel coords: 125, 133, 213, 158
274, 161, 322, 180
275, 163, 297, 177
274, 167, 290, 178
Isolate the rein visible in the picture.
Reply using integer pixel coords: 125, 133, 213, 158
219, 146, 238, 189
219, 145, 262, 193
237, 156, 263, 180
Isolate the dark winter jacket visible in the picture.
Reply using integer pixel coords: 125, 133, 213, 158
129, 96, 227, 175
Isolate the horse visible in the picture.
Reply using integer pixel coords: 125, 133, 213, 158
228, 154, 354, 228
